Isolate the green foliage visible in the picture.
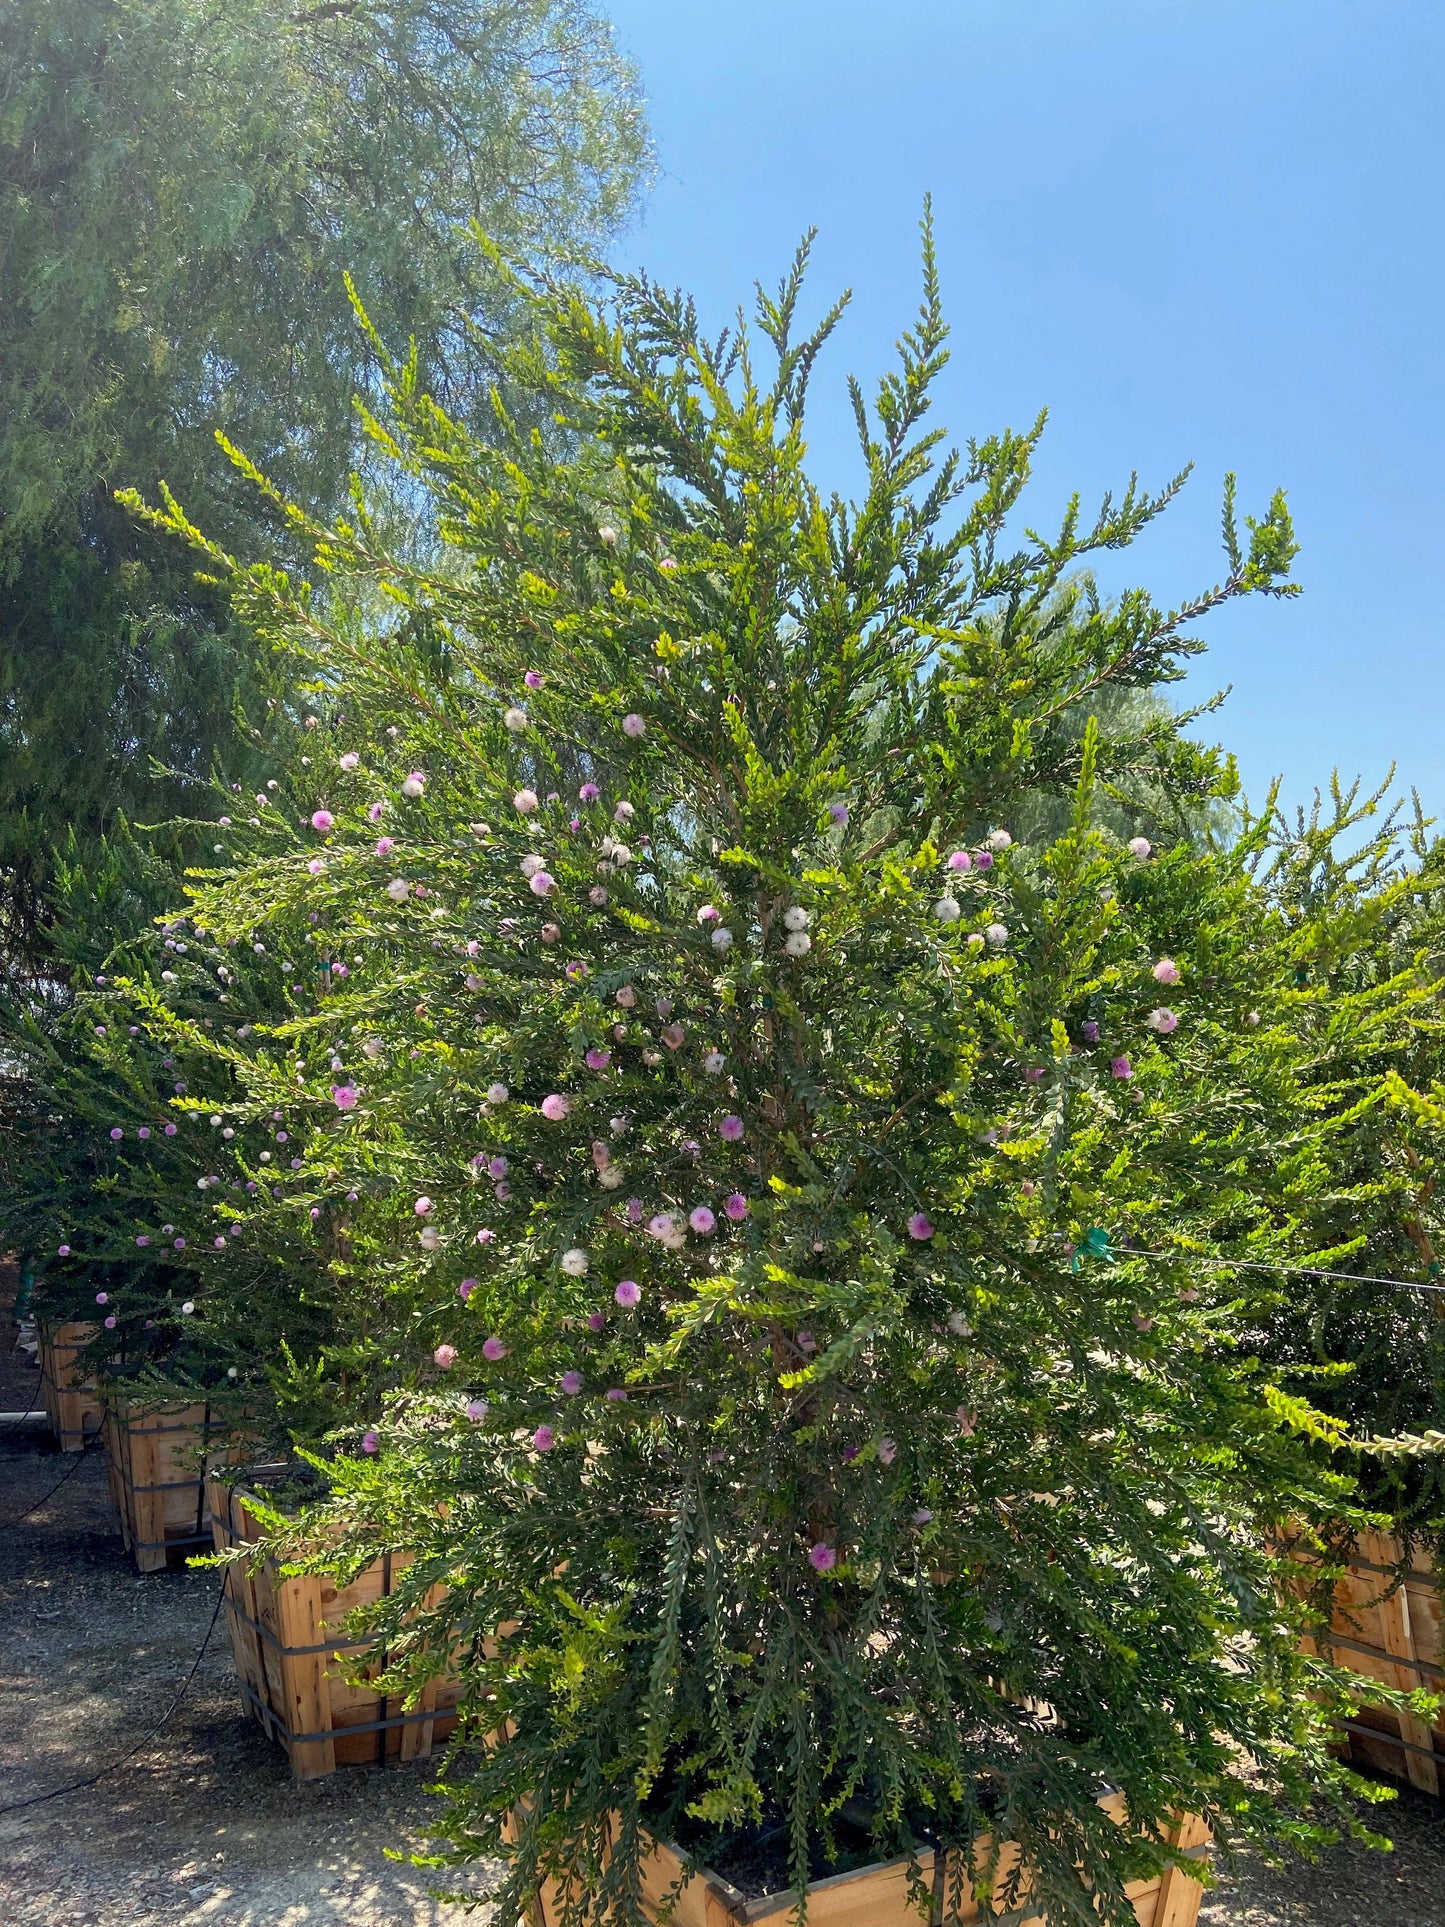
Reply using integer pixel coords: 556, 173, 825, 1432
89, 231, 1399, 1920
1236, 778, 1445, 1533
0, 0, 649, 961
0, 815, 336, 1426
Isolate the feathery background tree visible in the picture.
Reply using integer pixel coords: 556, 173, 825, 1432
0, 0, 650, 968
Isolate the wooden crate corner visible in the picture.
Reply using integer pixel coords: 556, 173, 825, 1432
207, 1472, 461, 1778
37, 1319, 104, 1452
103, 1394, 248, 1573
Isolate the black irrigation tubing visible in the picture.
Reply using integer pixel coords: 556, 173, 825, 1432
0, 1434, 104, 1529
0, 1583, 227, 1816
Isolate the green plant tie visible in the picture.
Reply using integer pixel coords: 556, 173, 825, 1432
1072, 1226, 1114, 1271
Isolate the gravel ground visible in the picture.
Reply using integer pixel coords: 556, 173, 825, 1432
2, 1272, 1443, 1926
0, 1428, 499, 1926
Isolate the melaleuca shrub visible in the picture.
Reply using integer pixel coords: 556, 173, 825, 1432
125, 235, 1396, 1922
1232, 784, 1445, 1535
0, 823, 338, 1427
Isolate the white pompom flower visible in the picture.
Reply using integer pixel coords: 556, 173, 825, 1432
783, 930, 811, 957
783, 906, 810, 931
934, 897, 961, 923
560, 1247, 589, 1277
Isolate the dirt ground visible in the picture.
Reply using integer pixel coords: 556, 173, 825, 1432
3, 1289, 1444, 1926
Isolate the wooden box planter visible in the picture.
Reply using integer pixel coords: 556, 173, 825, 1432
37, 1320, 103, 1452
525, 1798, 1210, 1927
103, 1394, 249, 1573
1302, 1526, 1445, 1796
207, 1473, 463, 1779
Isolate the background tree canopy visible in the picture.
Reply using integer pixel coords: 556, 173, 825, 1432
0, 0, 650, 966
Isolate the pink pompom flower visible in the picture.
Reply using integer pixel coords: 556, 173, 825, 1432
560, 1370, 583, 1395
57, 1245, 70, 1256
361, 1430, 379, 1454
718, 1114, 744, 1141
907, 1212, 935, 1241
585, 1048, 611, 1070
414, 1196, 433, 1215
524, 669, 543, 689
528, 870, 555, 896
587, 1310, 606, 1332
466, 1399, 488, 1421
723, 1193, 749, 1221
541, 1094, 570, 1121
482, 1336, 508, 1361
375, 836, 395, 856
947, 850, 972, 872
1152, 958, 1181, 985
458, 1278, 477, 1300
1110, 1056, 1134, 1081
614, 1279, 642, 1308
605, 1387, 628, 1402
311, 810, 333, 832
689, 1206, 716, 1235
514, 789, 539, 814
339, 752, 360, 771
1146, 1007, 1178, 1034
622, 713, 646, 739
434, 1344, 458, 1369
368, 801, 385, 822
533, 1425, 555, 1451
808, 1542, 837, 1572
579, 782, 600, 802
332, 1085, 358, 1110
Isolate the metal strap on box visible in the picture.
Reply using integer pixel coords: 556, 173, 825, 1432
232, 1673, 456, 1749
221, 1590, 375, 1660
1328, 1631, 1445, 1682
1340, 1717, 1443, 1764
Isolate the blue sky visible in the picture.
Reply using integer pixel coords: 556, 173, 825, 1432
603, 0, 1444, 823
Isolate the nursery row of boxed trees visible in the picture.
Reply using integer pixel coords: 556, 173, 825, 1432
7, 219, 1445, 1920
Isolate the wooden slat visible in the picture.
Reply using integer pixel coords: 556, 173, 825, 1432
1152, 1811, 1211, 1927
1324, 1529, 1443, 1796
275, 1566, 336, 1779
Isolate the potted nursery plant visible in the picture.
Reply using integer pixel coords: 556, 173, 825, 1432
119, 225, 1401, 1921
